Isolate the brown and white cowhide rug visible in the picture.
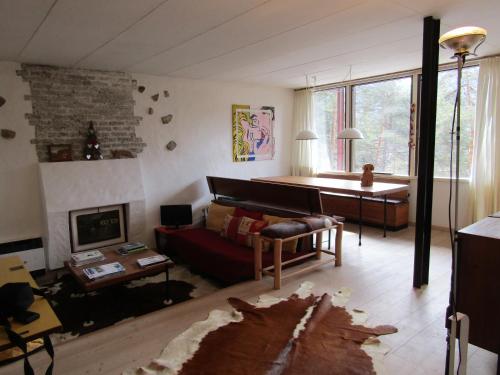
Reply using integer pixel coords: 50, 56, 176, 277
125, 282, 397, 375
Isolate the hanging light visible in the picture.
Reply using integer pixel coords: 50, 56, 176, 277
337, 128, 364, 140
295, 130, 319, 140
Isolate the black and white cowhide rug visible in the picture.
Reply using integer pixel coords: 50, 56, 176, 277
41, 265, 220, 344
126, 282, 398, 375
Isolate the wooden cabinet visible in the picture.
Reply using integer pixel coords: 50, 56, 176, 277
320, 193, 409, 230
456, 213, 500, 354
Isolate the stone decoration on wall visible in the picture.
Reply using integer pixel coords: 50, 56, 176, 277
161, 114, 173, 125
18, 64, 146, 162
166, 140, 177, 151
0, 96, 15, 139
1, 129, 16, 139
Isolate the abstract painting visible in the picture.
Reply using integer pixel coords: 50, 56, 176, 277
232, 104, 275, 162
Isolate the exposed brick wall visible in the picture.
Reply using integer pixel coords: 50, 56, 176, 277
18, 64, 146, 161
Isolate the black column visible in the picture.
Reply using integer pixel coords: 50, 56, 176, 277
413, 16, 440, 288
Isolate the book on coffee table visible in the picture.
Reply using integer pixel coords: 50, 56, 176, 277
83, 262, 125, 280
137, 255, 169, 268
71, 250, 105, 267
117, 242, 148, 255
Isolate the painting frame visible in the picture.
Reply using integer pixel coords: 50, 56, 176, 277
48, 144, 73, 162
232, 104, 275, 162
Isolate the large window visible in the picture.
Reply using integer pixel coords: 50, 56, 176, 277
352, 77, 412, 175
434, 66, 479, 177
313, 88, 345, 171
311, 64, 479, 177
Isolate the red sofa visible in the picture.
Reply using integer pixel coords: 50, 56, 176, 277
165, 227, 311, 284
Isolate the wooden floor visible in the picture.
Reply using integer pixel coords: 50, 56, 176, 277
0, 225, 497, 374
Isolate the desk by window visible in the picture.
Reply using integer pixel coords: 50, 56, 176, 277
252, 176, 409, 245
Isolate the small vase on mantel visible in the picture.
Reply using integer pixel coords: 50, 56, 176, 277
84, 121, 103, 160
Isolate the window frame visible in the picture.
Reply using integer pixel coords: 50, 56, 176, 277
350, 75, 414, 176
311, 59, 479, 178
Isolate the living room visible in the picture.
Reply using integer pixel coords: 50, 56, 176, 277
0, 1, 499, 374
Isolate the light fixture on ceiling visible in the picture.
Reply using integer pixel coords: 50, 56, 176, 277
337, 128, 364, 140
439, 25, 487, 375
295, 129, 319, 140
337, 128, 364, 172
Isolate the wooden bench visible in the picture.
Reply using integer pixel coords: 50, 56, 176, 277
253, 224, 343, 290
317, 173, 410, 230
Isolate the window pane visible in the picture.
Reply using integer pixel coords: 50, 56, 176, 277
434, 66, 478, 177
352, 77, 412, 175
313, 88, 345, 171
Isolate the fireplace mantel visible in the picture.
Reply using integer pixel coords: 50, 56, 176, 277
39, 159, 146, 269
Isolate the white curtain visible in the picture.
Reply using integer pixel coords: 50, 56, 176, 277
469, 56, 500, 221
291, 89, 316, 176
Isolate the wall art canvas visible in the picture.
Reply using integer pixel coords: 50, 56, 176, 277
232, 104, 275, 162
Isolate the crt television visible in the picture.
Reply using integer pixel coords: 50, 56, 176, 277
160, 204, 192, 228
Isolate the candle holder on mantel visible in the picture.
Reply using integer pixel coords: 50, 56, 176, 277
84, 121, 103, 160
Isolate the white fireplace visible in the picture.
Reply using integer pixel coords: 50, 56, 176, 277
38, 159, 146, 269
70, 204, 126, 252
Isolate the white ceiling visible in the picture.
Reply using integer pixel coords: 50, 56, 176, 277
1, 0, 499, 88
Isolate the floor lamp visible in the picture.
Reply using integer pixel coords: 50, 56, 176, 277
438, 26, 487, 375
337, 128, 364, 172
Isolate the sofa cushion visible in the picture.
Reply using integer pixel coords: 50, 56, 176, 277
262, 215, 299, 253
294, 215, 337, 231
234, 207, 263, 220
221, 214, 241, 241
206, 203, 235, 232
261, 221, 309, 239
236, 216, 267, 247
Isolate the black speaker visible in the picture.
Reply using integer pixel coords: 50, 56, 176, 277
160, 205, 192, 228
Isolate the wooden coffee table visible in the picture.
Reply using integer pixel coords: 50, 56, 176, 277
64, 248, 174, 301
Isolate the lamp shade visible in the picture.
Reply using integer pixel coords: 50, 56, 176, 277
295, 130, 319, 140
337, 128, 364, 140
439, 26, 487, 55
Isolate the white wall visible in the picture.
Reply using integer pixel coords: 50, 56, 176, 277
0, 62, 43, 243
0, 59, 472, 247
132, 74, 294, 245
0, 62, 294, 246
408, 178, 471, 229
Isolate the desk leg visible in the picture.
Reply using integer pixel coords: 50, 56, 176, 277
358, 196, 363, 246
383, 195, 387, 238
164, 265, 172, 305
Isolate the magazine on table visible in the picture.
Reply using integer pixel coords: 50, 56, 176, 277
83, 262, 125, 280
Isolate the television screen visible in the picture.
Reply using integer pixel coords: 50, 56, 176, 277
161, 204, 192, 227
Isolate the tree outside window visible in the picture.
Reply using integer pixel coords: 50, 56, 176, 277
352, 77, 412, 175
434, 66, 478, 178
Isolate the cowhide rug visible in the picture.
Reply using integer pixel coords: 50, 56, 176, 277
41, 265, 220, 345
125, 282, 397, 375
